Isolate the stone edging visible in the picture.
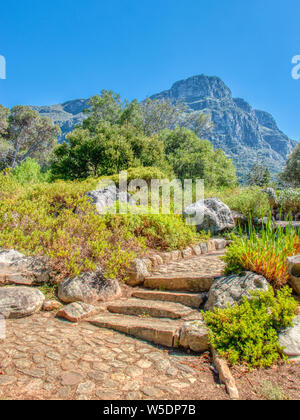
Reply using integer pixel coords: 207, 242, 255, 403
212, 348, 239, 400
126, 238, 228, 286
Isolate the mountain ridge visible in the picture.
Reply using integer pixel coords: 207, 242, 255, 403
30, 75, 297, 180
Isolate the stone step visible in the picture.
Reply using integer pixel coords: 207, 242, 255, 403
107, 298, 196, 320
143, 274, 215, 292
132, 290, 204, 309
89, 313, 182, 347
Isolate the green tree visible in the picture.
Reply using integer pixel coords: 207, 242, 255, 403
51, 122, 169, 180
0, 105, 9, 138
0, 106, 60, 169
83, 91, 213, 138
83, 90, 124, 131
159, 127, 237, 187
280, 143, 300, 187
247, 162, 271, 187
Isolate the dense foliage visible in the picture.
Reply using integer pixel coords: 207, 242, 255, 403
204, 287, 298, 368
246, 162, 271, 187
0, 105, 59, 169
280, 142, 300, 187
0, 171, 204, 281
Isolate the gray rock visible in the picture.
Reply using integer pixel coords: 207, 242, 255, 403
278, 316, 300, 358
179, 320, 209, 353
86, 186, 135, 214
0, 287, 45, 319
57, 302, 97, 322
0, 250, 50, 286
125, 259, 150, 286
287, 255, 300, 296
58, 271, 122, 304
184, 198, 234, 234
205, 272, 269, 311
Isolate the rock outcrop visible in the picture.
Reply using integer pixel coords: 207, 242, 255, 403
205, 272, 269, 311
0, 250, 50, 286
0, 287, 45, 319
184, 198, 234, 234
151, 75, 297, 180
58, 271, 122, 304
86, 186, 135, 214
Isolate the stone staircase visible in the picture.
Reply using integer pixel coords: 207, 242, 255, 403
89, 250, 226, 352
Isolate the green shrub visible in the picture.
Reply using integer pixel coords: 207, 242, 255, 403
0, 172, 206, 281
99, 166, 172, 188
203, 287, 298, 368
278, 188, 300, 215
105, 212, 207, 251
224, 187, 271, 218
11, 159, 51, 184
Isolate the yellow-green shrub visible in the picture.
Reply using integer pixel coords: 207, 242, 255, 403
204, 287, 298, 368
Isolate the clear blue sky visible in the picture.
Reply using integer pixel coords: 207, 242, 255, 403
0, 0, 300, 139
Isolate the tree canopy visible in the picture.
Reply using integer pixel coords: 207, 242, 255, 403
51, 122, 170, 180
0, 105, 60, 169
280, 143, 300, 187
159, 127, 237, 187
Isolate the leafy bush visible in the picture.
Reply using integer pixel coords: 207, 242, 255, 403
0, 172, 205, 280
11, 159, 51, 184
105, 212, 207, 251
159, 127, 238, 187
224, 187, 271, 218
278, 188, 300, 215
99, 166, 172, 188
223, 219, 300, 289
204, 286, 298, 368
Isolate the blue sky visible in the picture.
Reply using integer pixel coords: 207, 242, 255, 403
0, 0, 300, 139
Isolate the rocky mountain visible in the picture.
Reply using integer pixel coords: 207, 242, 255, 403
150, 75, 297, 180
31, 99, 89, 142
32, 75, 297, 180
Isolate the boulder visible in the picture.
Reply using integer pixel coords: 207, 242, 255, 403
125, 259, 149, 286
205, 272, 269, 311
184, 198, 234, 234
58, 271, 122, 304
57, 302, 97, 322
179, 320, 209, 353
0, 287, 45, 319
0, 249, 50, 286
278, 316, 300, 359
287, 255, 300, 296
86, 186, 135, 214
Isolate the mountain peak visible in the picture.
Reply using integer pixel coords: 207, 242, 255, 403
32, 74, 297, 180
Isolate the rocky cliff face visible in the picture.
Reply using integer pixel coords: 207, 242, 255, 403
31, 99, 89, 142
32, 75, 297, 180
151, 75, 297, 179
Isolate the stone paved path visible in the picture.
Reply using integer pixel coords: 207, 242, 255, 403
0, 250, 229, 400
151, 250, 226, 277
0, 313, 229, 400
